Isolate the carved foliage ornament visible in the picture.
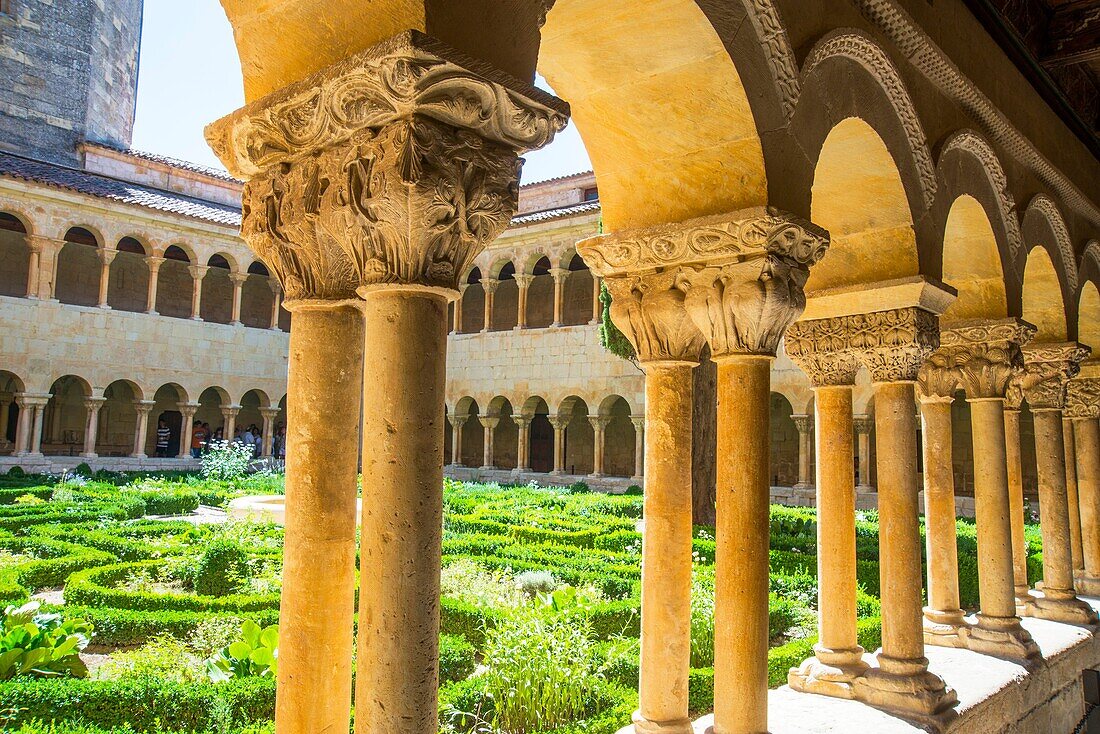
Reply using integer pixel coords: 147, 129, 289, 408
1065, 379, 1100, 420
1013, 343, 1091, 410
581, 209, 829, 361
786, 308, 940, 384
917, 319, 1035, 399
940, 131, 1021, 268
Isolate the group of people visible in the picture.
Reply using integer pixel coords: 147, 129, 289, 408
153, 417, 287, 459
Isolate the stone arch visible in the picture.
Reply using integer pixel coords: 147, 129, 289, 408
486, 395, 517, 469
0, 370, 26, 451
202, 253, 235, 324
42, 375, 92, 456
1078, 280, 1100, 353
239, 389, 270, 454
937, 130, 1022, 279
55, 227, 102, 307
196, 386, 231, 442
454, 396, 482, 468
242, 260, 276, 329
0, 211, 30, 298
798, 30, 936, 213
804, 117, 919, 293
99, 379, 144, 457
1022, 245, 1068, 343
491, 261, 519, 332
1022, 196, 1078, 294
150, 382, 189, 456
599, 394, 636, 478
459, 267, 485, 334
107, 236, 150, 313
562, 252, 594, 326
521, 395, 553, 473
526, 255, 555, 329
770, 391, 799, 487
940, 195, 1009, 321
557, 394, 593, 476
157, 244, 195, 319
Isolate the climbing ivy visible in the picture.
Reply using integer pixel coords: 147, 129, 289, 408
598, 280, 637, 364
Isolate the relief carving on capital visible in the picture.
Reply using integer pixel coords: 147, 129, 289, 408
918, 319, 1035, 399
602, 272, 707, 365
579, 208, 829, 359
208, 31, 568, 301
1064, 378, 1100, 420
1014, 343, 1091, 410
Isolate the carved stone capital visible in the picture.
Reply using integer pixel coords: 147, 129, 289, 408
918, 318, 1035, 399
97, 249, 118, 266
1014, 343, 1091, 410
479, 416, 499, 430
792, 414, 813, 434
578, 208, 829, 359
786, 319, 862, 386
548, 415, 569, 431
133, 400, 156, 415
229, 272, 250, 286
447, 415, 468, 429
588, 416, 612, 432
481, 278, 501, 295
513, 274, 534, 289
1065, 378, 1100, 420
631, 416, 645, 432
206, 31, 568, 302
512, 414, 533, 429
177, 402, 200, 418
146, 256, 166, 272
188, 265, 208, 281
853, 415, 874, 434
602, 272, 706, 364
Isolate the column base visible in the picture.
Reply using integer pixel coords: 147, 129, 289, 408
958, 615, 1041, 663
231, 320, 243, 327
479, 465, 495, 471
630, 476, 644, 484
98, 304, 111, 310
590, 472, 605, 479
1074, 572, 1100, 597
852, 660, 958, 732
79, 452, 97, 459
1020, 591, 1099, 625
923, 607, 967, 648
793, 482, 814, 490
190, 316, 203, 321
630, 710, 693, 734
549, 470, 565, 476
130, 453, 147, 459
788, 647, 869, 700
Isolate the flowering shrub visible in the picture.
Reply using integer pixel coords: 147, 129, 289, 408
200, 441, 254, 482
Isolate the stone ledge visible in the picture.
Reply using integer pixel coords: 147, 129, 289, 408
0, 455, 202, 473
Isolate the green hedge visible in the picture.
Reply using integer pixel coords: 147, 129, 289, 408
0, 536, 116, 604
63, 605, 280, 647
0, 677, 275, 732
64, 561, 279, 614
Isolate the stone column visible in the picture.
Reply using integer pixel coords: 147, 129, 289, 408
514, 274, 532, 329
549, 415, 567, 474
631, 416, 645, 482
550, 267, 567, 327
221, 405, 240, 441
853, 415, 874, 490
452, 284, 467, 334
785, 336, 866, 698
480, 278, 498, 332
13, 394, 35, 455
0, 396, 10, 449
28, 399, 46, 456
589, 415, 610, 477
852, 308, 956, 724
448, 415, 467, 467
1065, 418, 1084, 571
96, 249, 117, 308
34, 236, 62, 300
591, 275, 602, 324
581, 207, 830, 734
259, 408, 280, 457
145, 256, 165, 314
268, 281, 283, 330
80, 397, 106, 458
926, 320, 1039, 660
479, 415, 498, 469
177, 403, 198, 459
132, 400, 154, 458
207, 31, 567, 734
513, 414, 532, 471
792, 414, 814, 490
188, 265, 207, 320
1067, 379, 1100, 595
24, 235, 44, 299
1017, 343, 1098, 624
229, 272, 248, 326
1004, 401, 1031, 602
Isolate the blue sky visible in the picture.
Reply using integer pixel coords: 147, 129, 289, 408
130, 0, 592, 183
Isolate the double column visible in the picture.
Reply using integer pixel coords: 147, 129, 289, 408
1067, 379, 1100, 595
579, 207, 830, 734
259, 407, 280, 457
13, 393, 50, 457
80, 396, 107, 458
447, 415, 468, 467
791, 414, 814, 491
786, 304, 957, 727
146, 256, 165, 314
177, 403, 199, 459
513, 414, 532, 471
96, 249, 117, 309
132, 400, 155, 458
188, 265, 207, 320
207, 30, 566, 734
1014, 344, 1098, 624
479, 415, 498, 469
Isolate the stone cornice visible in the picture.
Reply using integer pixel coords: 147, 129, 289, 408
1011, 342, 1092, 410
917, 318, 1036, 399
1066, 378, 1100, 420
206, 30, 569, 180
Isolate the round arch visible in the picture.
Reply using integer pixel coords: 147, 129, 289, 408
0, 370, 26, 452
1022, 245, 1069, 342
941, 195, 1008, 321
557, 395, 593, 476
459, 267, 485, 334
769, 392, 799, 487
55, 227, 102, 307
107, 236, 151, 313
599, 395, 636, 478
201, 254, 235, 324
1079, 281, 1100, 352
0, 211, 30, 298
42, 375, 92, 456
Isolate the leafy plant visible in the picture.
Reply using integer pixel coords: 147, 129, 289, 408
0, 602, 92, 680
201, 441, 255, 482
191, 539, 250, 597
205, 620, 278, 682
515, 570, 557, 599
94, 634, 202, 683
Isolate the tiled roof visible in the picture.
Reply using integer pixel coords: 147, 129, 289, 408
0, 152, 243, 228
521, 170, 595, 188
512, 200, 600, 225
98, 146, 243, 184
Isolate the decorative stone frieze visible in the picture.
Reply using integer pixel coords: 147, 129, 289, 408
1066, 378, 1100, 419
206, 31, 569, 301
1014, 343, 1092, 410
578, 208, 829, 360
788, 307, 939, 385
917, 318, 1035, 399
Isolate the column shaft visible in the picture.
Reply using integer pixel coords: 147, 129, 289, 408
632, 418, 645, 480
132, 406, 151, 458
713, 356, 771, 734
920, 398, 963, 628
1005, 409, 1030, 598
355, 290, 448, 734
276, 304, 362, 734
178, 409, 195, 460
13, 399, 31, 455
30, 404, 45, 455
857, 425, 872, 489
1034, 410, 1076, 597
635, 364, 694, 733
971, 400, 1019, 618
82, 400, 103, 458
1077, 419, 1100, 582
97, 255, 112, 307
26, 246, 40, 299
146, 258, 163, 313
1065, 419, 1084, 570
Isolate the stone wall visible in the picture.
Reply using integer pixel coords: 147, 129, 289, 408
0, 0, 141, 165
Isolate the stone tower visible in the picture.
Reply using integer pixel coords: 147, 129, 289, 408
0, 0, 143, 166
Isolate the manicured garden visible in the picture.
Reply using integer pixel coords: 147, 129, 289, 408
0, 457, 1045, 734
